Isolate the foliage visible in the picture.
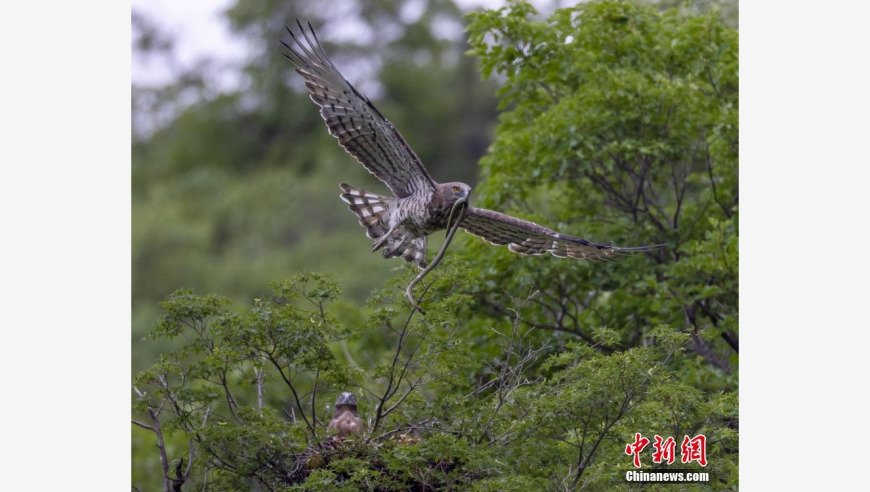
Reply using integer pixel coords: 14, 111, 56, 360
133, 0, 738, 490
463, 0, 738, 375
134, 269, 733, 490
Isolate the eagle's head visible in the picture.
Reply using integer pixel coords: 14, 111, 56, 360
441, 182, 472, 202
334, 392, 358, 409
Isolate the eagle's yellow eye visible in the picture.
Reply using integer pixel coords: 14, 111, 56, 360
453, 186, 461, 194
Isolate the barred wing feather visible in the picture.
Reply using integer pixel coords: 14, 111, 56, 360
281, 22, 436, 199
461, 207, 658, 261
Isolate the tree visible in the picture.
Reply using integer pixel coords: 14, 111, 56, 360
134, 268, 729, 490
463, 0, 738, 377
133, 1, 738, 489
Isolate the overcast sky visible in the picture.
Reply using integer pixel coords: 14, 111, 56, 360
131, 0, 245, 87
131, 0, 560, 89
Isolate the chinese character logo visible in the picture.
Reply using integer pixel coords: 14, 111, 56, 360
625, 433, 651, 468
626, 433, 707, 467
681, 434, 707, 466
652, 435, 676, 465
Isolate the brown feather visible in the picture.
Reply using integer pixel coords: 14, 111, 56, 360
282, 24, 436, 198
283, 24, 662, 267
326, 407, 363, 437
339, 183, 392, 239
461, 207, 653, 261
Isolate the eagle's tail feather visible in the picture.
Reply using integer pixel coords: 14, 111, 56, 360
339, 183, 427, 269
339, 183, 392, 240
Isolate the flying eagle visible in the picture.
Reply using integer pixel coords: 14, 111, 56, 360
281, 22, 657, 269
326, 392, 363, 438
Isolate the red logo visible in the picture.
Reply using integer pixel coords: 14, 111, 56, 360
652, 435, 676, 465
626, 433, 707, 467
624, 433, 651, 468
681, 434, 707, 466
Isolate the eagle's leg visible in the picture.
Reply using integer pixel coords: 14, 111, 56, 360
371, 225, 397, 252
382, 234, 414, 259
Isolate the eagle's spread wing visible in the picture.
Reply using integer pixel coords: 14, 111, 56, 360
461, 207, 657, 261
282, 22, 436, 199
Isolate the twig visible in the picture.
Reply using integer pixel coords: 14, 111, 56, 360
311, 369, 319, 437
373, 417, 438, 442
339, 340, 359, 367
371, 308, 417, 434
255, 364, 265, 410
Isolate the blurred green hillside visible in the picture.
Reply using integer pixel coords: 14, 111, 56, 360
132, 0, 500, 370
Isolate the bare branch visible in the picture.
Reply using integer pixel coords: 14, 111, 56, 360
131, 419, 154, 431
266, 354, 315, 435
310, 369, 320, 438
255, 365, 265, 410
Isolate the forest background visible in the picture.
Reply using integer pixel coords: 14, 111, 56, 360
6, 0, 868, 490
131, 0, 741, 489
